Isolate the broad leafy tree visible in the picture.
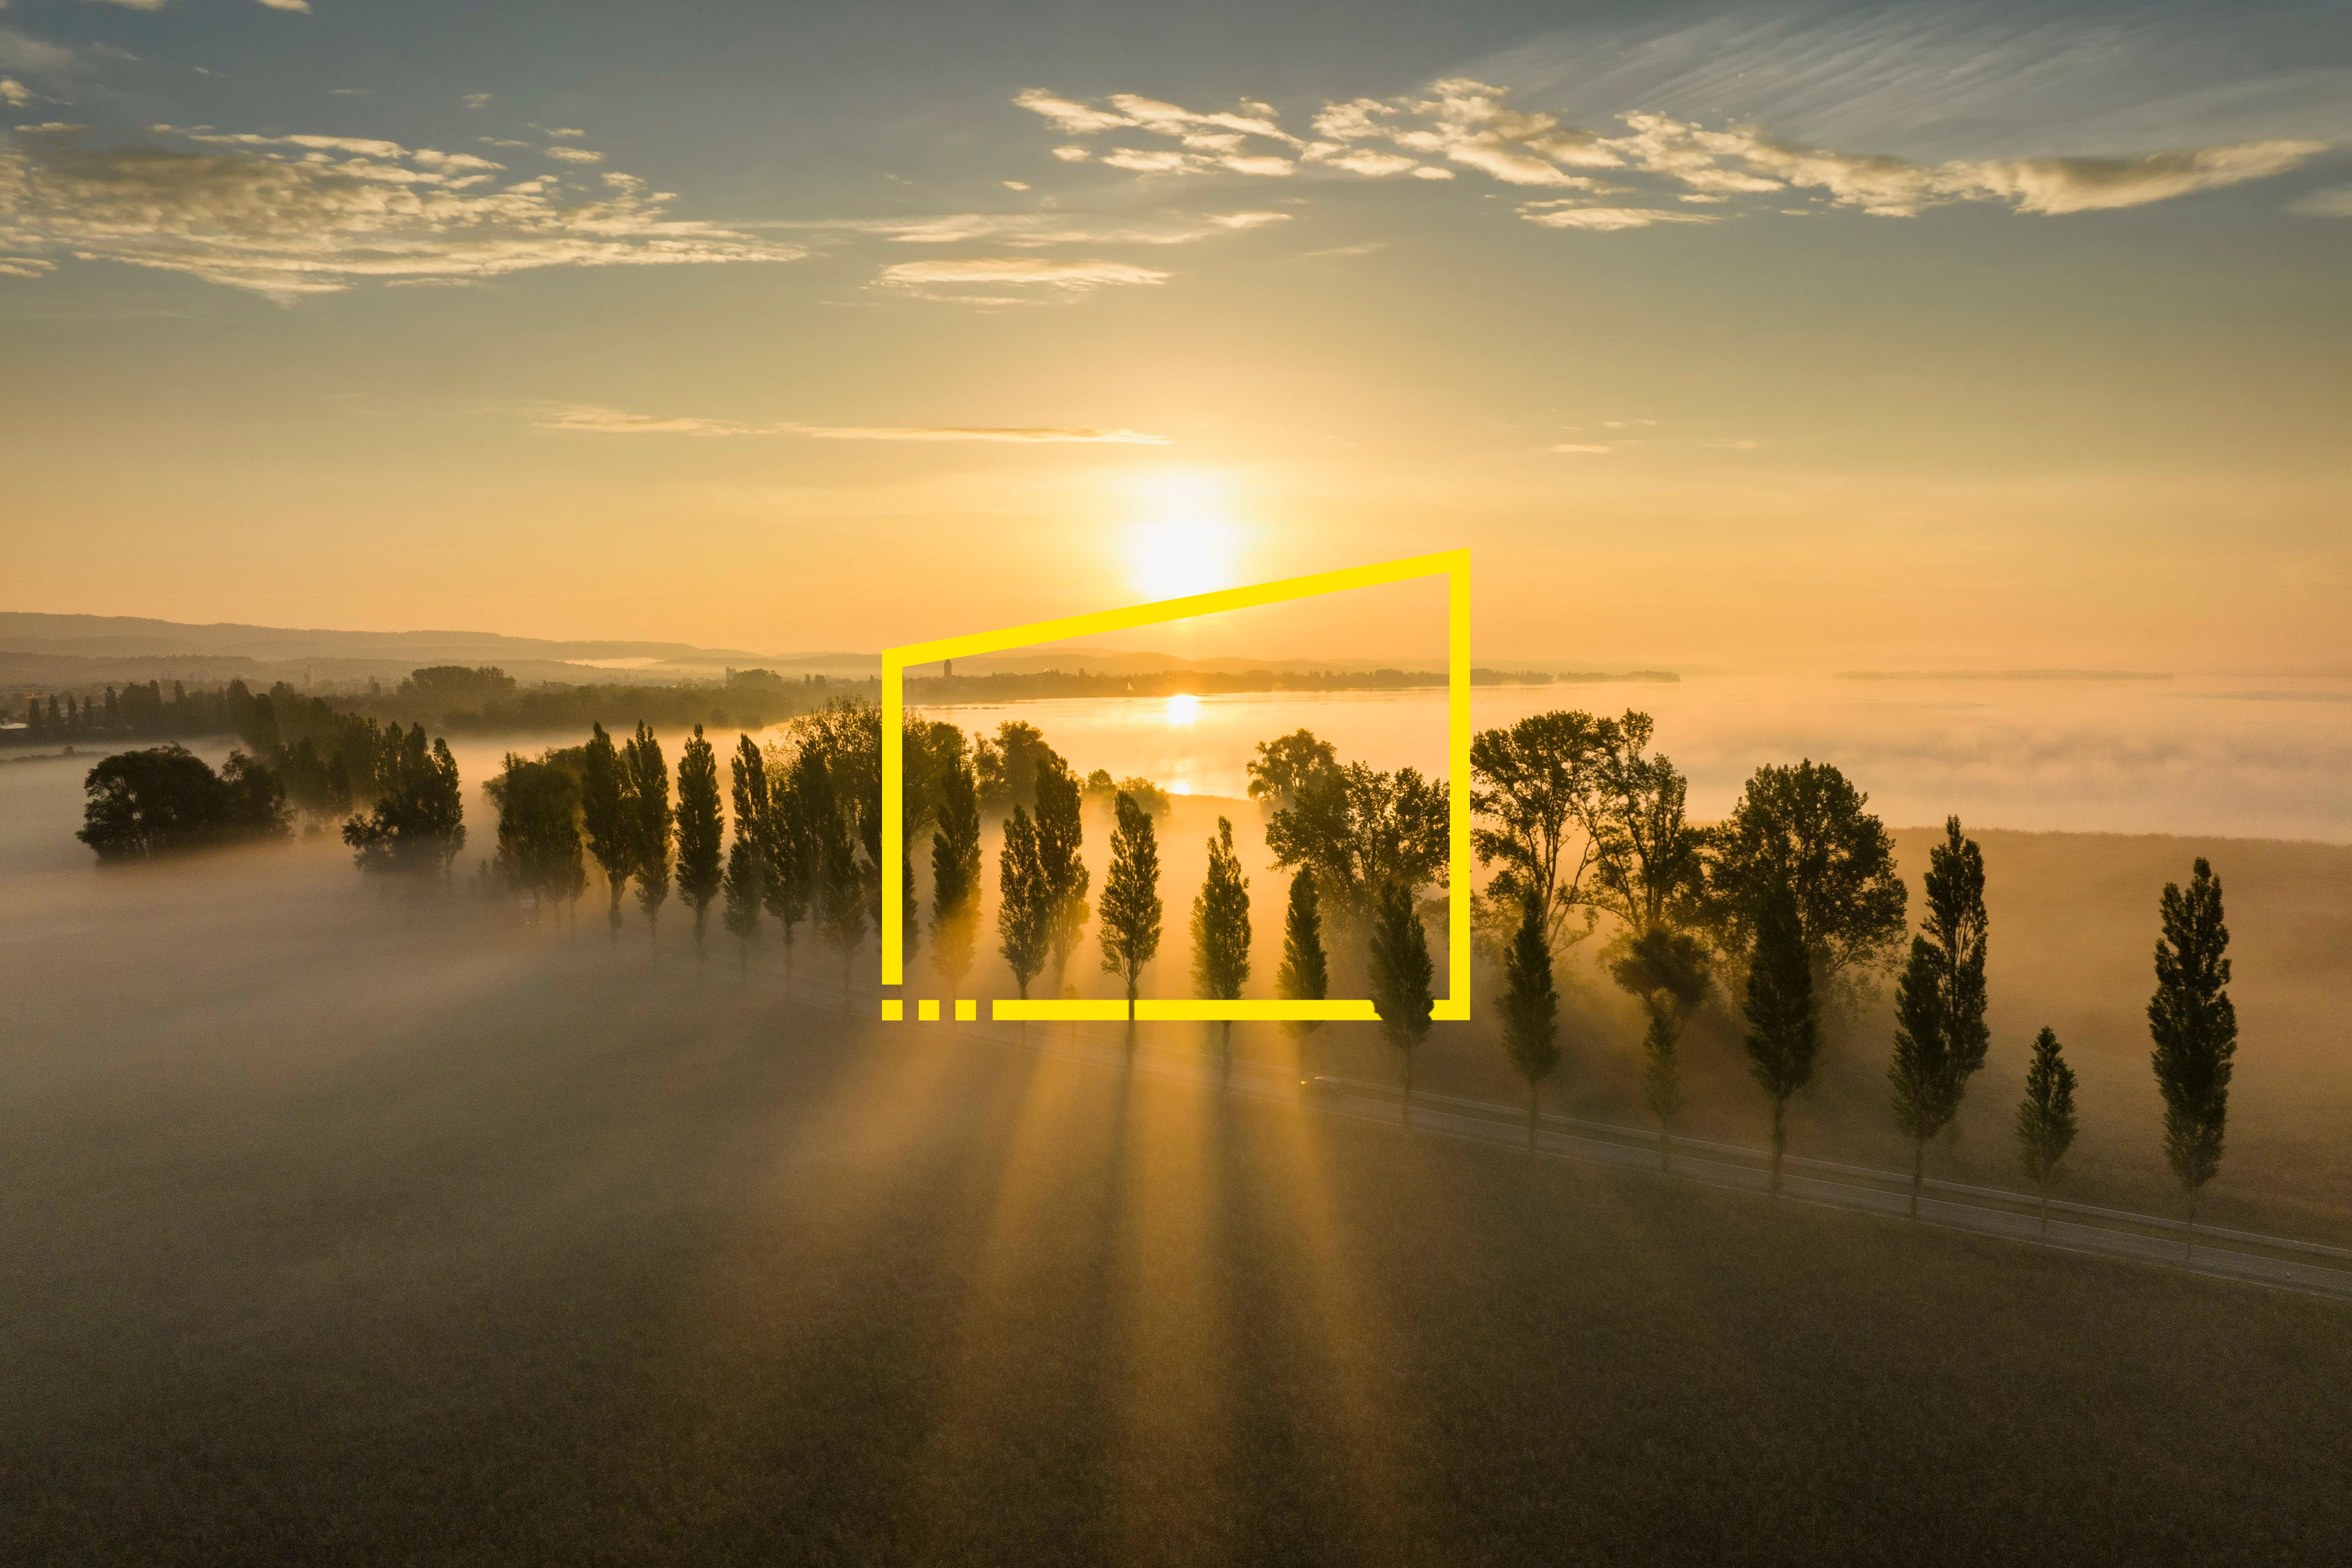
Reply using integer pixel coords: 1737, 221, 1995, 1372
620, 722, 671, 940
1190, 816, 1253, 1087
1470, 709, 1610, 954
1887, 817, 1991, 1216
1741, 878, 1820, 1195
1369, 880, 1435, 1126
580, 723, 638, 938
77, 745, 290, 861
1706, 760, 1907, 1008
1498, 891, 1560, 1152
1246, 728, 1338, 808
2150, 858, 2236, 1245
1098, 790, 1164, 1052
674, 725, 724, 962
1276, 868, 1330, 1078
484, 752, 582, 922
2016, 1027, 2078, 1239
1265, 760, 1447, 932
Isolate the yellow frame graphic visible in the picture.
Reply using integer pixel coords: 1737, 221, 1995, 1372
882, 548, 1471, 1024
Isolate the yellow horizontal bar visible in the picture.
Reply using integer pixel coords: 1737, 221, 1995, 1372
1135, 999, 1384, 1022
992, 998, 1133, 1022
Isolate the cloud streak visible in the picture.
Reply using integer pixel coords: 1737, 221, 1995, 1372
529, 404, 1169, 443
0, 129, 806, 297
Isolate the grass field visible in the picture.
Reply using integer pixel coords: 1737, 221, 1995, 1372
4, 834, 2350, 1565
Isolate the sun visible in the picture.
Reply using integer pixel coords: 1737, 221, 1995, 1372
1163, 692, 1200, 726
1125, 471, 1243, 601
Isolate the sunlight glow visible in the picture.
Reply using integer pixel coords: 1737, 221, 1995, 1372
1164, 693, 1200, 726
1126, 472, 1243, 600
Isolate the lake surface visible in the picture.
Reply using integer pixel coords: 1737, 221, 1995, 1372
910, 675, 2352, 842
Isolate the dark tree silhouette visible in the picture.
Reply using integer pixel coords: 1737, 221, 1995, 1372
1098, 791, 1163, 1055
1742, 878, 1820, 1195
1470, 709, 1610, 954
344, 724, 464, 879
484, 752, 582, 922
722, 834, 763, 980
2016, 1027, 2079, 1240
1887, 816, 1991, 1216
1264, 760, 1447, 932
580, 723, 637, 940
1369, 880, 1435, 1127
1276, 867, 1330, 1079
1707, 760, 1907, 1008
1610, 929, 1711, 1172
77, 745, 290, 861
997, 805, 1051, 1006
1035, 758, 1091, 1003
1246, 728, 1338, 808
2150, 858, 2236, 1249
674, 725, 724, 963
1190, 815, 1253, 1088
620, 723, 671, 941
930, 744, 983, 1010
1498, 891, 1560, 1152
761, 754, 815, 981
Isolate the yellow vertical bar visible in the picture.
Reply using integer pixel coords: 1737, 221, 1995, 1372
881, 654, 903, 987
1444, 550, 1472, 1018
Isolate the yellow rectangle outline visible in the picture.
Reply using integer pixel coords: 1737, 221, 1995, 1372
883, 548, 1471, 1023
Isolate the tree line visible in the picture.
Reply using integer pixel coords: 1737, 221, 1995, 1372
11, 680, 241, 747
73, 695, 2244, 1242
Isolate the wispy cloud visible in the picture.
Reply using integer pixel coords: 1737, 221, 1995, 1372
1017, 75, 2327, 226
795, 209, 1287, 248
0, 129, 806, 298
2291, 185, 2352, 217
529, 403, 1168, 443
543, 145, 604, 164
877, 256, 1169, 294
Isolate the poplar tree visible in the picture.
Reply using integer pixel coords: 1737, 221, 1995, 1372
2015, 1027, 2078, 1239
580, 723, 636, 940
674, 725, 724, 963
997, 805, 1051, 1005
1887, 817, 1991, 1217
761, 758, 814, 981
803, 752, 865, 1006
1276, 868, 1329, 1078
722, 834, 763, 980
1743, 878, 1819, 1195
621, 722, 671, 943
930, 747, 983, 1010
1499, 891, 1559, 1153
1035, 759, 1091, 1003
1098, 791, 1163, 1055
2150, 858, 2236, 1248
1369, 881, 1434, 1126
1190, 816, 1253, 1088
1610, 929, 1710, 1172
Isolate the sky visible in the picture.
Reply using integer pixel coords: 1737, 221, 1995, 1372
2, 0, 2348, 669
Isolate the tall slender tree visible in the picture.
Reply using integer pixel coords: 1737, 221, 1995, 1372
2150, 858, 2236, 1250
1276, 868, 1330, 1079
1887, 816, 1991, 1216
1035, 758, 1091, 1003
1499, 890, 1560, 1153
2016, 1027, 2078, 1240
1742, 878, 1820, 1195
802, 750, 864, 1006
761, 757, 813, 982
1369, 881, 1435, 1127
997, 805, 1051, 1006
674, 725, 724, 963
930, 744, 983, 1012
1191, 816, 1253, 1088
580, 722, 636, 940
1098, 791, 1164, 1055
620, 722, 671, 944
722, 832, 764, 980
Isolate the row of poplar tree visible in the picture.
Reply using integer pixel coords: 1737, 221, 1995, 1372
462, 698, 2241, 1240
